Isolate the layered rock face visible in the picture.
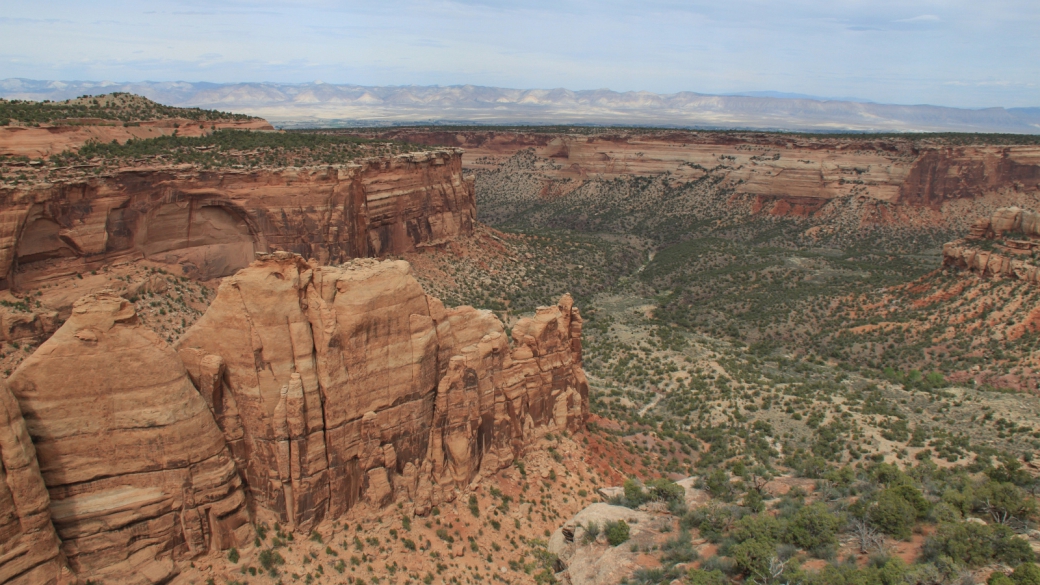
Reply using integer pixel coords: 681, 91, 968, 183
364, 129, 1040, 222
943, 207, 1040, 284
176, 254, 588, 529
7, 293, 252, 584
0, 380, 64, 585
0, 149, 475, 289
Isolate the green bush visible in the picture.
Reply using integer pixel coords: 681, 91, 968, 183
924, 522, 1034, 568
605, 520, 630, 546
991, 573, 1016, 585
731, 513, 784, 546
731, 537, 775, 577
869, 489, 917, 540
646, 478, 686, 503
686, 568, 727, 585
623, 478, 649, 507
1011, 562, 1040, 585
786, 503, 840, 553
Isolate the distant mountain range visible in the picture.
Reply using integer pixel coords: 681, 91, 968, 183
3, 78, 1039, 133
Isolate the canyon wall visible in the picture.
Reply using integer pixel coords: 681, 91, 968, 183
361, 130, 1040, 222
0, 255, 588, 582
943, 207, 1040, 285
0, 149, 475, 289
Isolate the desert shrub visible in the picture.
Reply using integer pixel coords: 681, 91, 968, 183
646, 478, 686, 504
741, 489, 765, 513
683, 504, 733, 543
660, 530, 698, 565
993, 562, 1040, 585
786, 503, 841, 554
258, 549, 285, 571
622, 478, 649, 507
704, 469, 735, 501
731, 537, 774, 577
869, 489, 917, 540
685, 568, 727, 585
699, 556, 736, 576
605, 520, 630, 546
582, 521, 600, 544
975, 480, 1037, 523
923, 521, 1034, 568
929, 501, 962, 523
731, 513, 784, 545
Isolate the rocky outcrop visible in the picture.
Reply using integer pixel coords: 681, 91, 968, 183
943, 207, 1040, 284
176, 253, 588, 530
0, 380, 64, 585
0, 149, 475, 289
364, 129, 1040, 225
899, 149, 1040, 208
6, 293, 252, 584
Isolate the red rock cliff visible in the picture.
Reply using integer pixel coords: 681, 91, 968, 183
0, 149, 475, 289
176, 254, 588, 530
7, 293, 253, 584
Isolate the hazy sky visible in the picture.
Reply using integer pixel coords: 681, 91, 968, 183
1, 0, 1037, 108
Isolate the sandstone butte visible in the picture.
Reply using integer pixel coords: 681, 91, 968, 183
0, 253, 589, 584
0, 148, 475, 290
943, 206, 1040, 284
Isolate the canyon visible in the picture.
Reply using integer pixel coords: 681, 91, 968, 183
5, 96, 1040, 585
357, 129, 1040, 234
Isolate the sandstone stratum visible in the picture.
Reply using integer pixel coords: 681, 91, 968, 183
943, 206, 1040, 284
0, 253, 588, 583
355, 129, 1040, 229
0, 148, 475, 290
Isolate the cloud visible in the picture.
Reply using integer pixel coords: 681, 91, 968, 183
896, 14, 941, 23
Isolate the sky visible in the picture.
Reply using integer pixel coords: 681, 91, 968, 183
1, 0, 1038, 109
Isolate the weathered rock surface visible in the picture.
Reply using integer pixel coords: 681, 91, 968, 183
0, 380, 64, 585
176, 253, 588, 530
365, 129, 1040, 225
0, 149, 475, 289
548, 503, 655, 585
7, 293, 252, 584
943, 207, 1040, 284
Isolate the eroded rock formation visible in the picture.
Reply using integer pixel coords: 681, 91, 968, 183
0, 380, 64, 585
176, 253, 588, 530
0, 149, 475, 289
361, 129, 1040, 223
7, 293, 252, 584
943, 207, 1040, 284
0, 254, 588, 582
